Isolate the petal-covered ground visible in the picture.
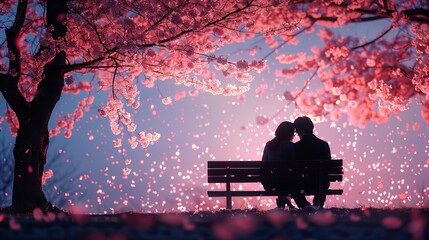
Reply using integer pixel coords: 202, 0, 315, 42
0, 208, 427, 239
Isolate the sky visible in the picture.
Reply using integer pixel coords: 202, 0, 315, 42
0, 17, 428, 214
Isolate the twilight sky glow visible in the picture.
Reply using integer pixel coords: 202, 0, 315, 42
1, 14, 428, 214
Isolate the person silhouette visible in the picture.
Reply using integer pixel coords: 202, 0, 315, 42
293, 116, 332, 209
261, 121, 297, 209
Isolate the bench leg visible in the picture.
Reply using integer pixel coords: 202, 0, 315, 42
226, 181, 232, 209
226, 196, 232, 209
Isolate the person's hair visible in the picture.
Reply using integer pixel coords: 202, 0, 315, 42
268, 121, 294, 151
293, 116, 314, 134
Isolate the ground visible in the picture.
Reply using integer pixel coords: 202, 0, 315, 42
0, 208, 428, 239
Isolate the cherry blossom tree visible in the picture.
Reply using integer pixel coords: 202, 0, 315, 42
0, 0, 296, 213
256, 0, 428, 127
0, 0, 428, 213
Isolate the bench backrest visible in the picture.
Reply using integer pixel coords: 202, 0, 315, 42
207, 159, 343, 190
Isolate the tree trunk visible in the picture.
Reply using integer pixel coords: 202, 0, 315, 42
11, 120, 50, 211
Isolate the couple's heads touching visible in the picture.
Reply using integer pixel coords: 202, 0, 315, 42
274, 116, 314, 142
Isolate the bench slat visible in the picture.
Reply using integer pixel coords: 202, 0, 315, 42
208, 176, 262, 183
208, 159, 342, 168
208, 167, 343, 176
208, 161, 262, 168
208, 168, 262, 176
208, 174, 343, 183
208, 189, 344, 197
330, 174, 342, 182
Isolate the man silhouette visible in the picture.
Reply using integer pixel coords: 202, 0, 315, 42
293, 116, 331, 209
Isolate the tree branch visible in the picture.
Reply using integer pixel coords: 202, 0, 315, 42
0, 74, 29, 119
137, 0, 256, 48
5, 0, 28, 79
350, 16, 390, 22
382, 0, 388, 11
64, 56, 107, 73
112, 59, 119, 100
63, 45, 126, 73
402, 8, 429, 24
0, 0, 29, 118
351, 25, 393, 50
262, 25, 312, 61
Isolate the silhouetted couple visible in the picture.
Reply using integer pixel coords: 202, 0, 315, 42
261, 116, 331, 210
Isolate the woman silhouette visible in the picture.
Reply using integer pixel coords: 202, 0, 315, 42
261, 121, 297, 209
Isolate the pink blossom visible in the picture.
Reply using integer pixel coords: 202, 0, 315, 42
63, 131, 72, 138
248, 46, 258, 56
145, 49, 156, 57
382, 216, 403, 229
236, 60, 249, 71
33, 208, 44, 221
188, 90, 199, 96
132, 101, 140, 109
256, 116, 269, 125
162, 97, 172, 105
127, 123, 137, 132
368, 80, 378, 90
212, 27, 224, 36
250, 60, 266, 72
216, 56, 228, 65
122, 167, 131, 176
113, 138, 122, 148
174, 91, 187, 101
283, 91, 294, 101
318, 28, 334, 40
276, 54, 298, 64
9, 217, 21, 230
366, 58, 376, 67
255, 84, 267, 96
276, 68, 297, 78
309, 211, 336, 226
41, 169, 54, 185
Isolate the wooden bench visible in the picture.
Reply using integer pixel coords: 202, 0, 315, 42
207, 159, 343, 209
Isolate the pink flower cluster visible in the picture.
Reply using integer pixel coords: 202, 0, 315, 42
50, 96, 95, 138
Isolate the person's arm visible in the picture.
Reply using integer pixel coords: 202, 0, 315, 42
261, 144, 271, 189
324, 142, 331, 160
262, 145, 269, 161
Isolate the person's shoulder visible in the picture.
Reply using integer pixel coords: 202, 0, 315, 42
319, 137, 329, 145
266, 139, 275, 147
314, 135, 330, 150
313, 134, 328, 143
